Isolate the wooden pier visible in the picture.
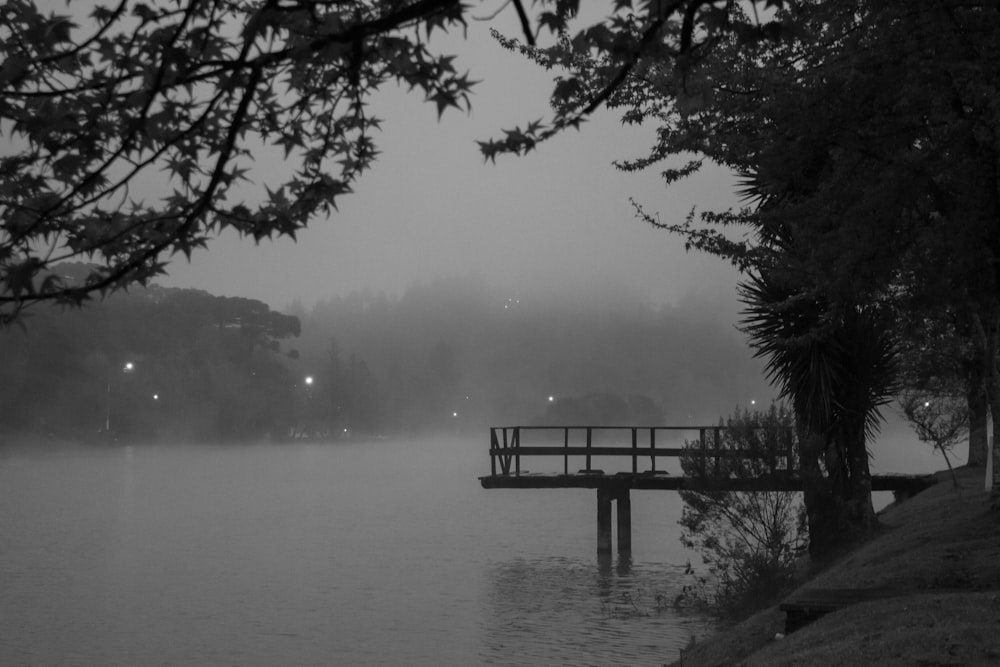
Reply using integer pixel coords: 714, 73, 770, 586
479, 426, 937, 554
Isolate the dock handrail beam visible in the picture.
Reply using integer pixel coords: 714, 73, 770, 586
487, 425, 797, 480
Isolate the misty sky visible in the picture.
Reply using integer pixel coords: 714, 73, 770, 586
159, 9, 746, 313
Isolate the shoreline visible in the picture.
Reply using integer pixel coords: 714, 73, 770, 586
670, 465, 1000, 666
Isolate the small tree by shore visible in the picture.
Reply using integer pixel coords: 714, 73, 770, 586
678, 405, 807, 621
899, 391, 967, 489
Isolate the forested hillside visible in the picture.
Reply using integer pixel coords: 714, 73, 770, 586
294, 275, 771, 435
0, 273, 301, 441
0, 270, 771, 441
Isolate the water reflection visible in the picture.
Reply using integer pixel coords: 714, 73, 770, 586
1, 438, 710, 666
483, 555, 709, 666
597, 551, 633, 578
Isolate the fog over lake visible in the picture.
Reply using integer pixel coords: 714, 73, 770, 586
1, 5, 958, 666
0, 269, 947, 664
1, 436, 713, 666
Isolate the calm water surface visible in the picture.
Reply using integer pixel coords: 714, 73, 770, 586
0, 436, 710, 666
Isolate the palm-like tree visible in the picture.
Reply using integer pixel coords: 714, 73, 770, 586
737, 170, 900, 554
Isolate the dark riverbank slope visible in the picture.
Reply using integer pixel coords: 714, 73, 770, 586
673, 465, 1000, 666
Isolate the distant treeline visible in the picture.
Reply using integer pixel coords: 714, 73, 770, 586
0, 269, 772, 442
0, 275, 302, 441
293, 275, 772, 434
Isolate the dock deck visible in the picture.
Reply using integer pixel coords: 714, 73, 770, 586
479, 426, 938, 553
479, 470, 935, 495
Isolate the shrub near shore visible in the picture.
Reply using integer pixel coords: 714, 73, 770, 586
677, 406, 806, 621
671, 465, 1000, 666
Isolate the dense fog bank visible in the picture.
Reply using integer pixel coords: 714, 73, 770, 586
0, 270, 773, 441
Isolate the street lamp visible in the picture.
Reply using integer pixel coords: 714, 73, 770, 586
106, 360, 136, 433
295, 375, 316, 439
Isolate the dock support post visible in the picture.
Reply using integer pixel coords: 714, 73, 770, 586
597, 487, 632, 555
597, 488, 613, 553
616, 490, 631, 554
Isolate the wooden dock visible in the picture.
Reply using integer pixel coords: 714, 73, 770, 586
479, 426, 937, 554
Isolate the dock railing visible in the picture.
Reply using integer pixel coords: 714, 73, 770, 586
487, 425, 797, 480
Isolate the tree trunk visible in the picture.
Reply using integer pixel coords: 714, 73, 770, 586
845, 422, 876, 529
970, 311, 1000, 500
800, 429, 875, 559
967, 372, 989, 467
799, 432, 830, 558
991, 383, 1000, 502
975, 311, 1000, 501
990, 393, 1000, 502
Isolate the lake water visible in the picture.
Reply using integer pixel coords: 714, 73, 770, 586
0, 436, 710, 666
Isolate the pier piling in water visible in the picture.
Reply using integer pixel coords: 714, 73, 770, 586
597, 487, 631, 555
616, 489, 631, 553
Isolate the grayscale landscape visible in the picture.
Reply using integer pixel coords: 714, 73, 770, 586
2, 2, 995, 665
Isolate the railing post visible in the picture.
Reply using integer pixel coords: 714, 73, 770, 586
563, 427, 569, 475
514, 427, 520, 476
490, 428, 497, 477
501, 427, 510, 475
631, 428, 638, 474
650, 428, 656, 471
649, 427, 656, 473
585, 427, 592, 472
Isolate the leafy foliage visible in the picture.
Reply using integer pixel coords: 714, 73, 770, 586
678, 405, 806, 620
511, 0, 999, 523
1, 0, 799, 323
740, 273, 899, 466
1, 0, 478, 321
478, 1, 792, 163
545, 0, 999, 364
899, 392, 967, 488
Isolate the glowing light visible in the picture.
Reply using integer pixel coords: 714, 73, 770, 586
123, 362, 134, 372
548, 395, 555, 402
452, 411, 458, 418
152, 393, 159, 400
304, 376, 314, 385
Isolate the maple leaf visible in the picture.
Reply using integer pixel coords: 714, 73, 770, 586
427, 90, 458, 119
265, 185, 288, 207
275, 131, 303, 159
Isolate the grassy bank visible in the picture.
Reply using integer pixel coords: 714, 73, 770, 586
671, 466, 1000, 666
